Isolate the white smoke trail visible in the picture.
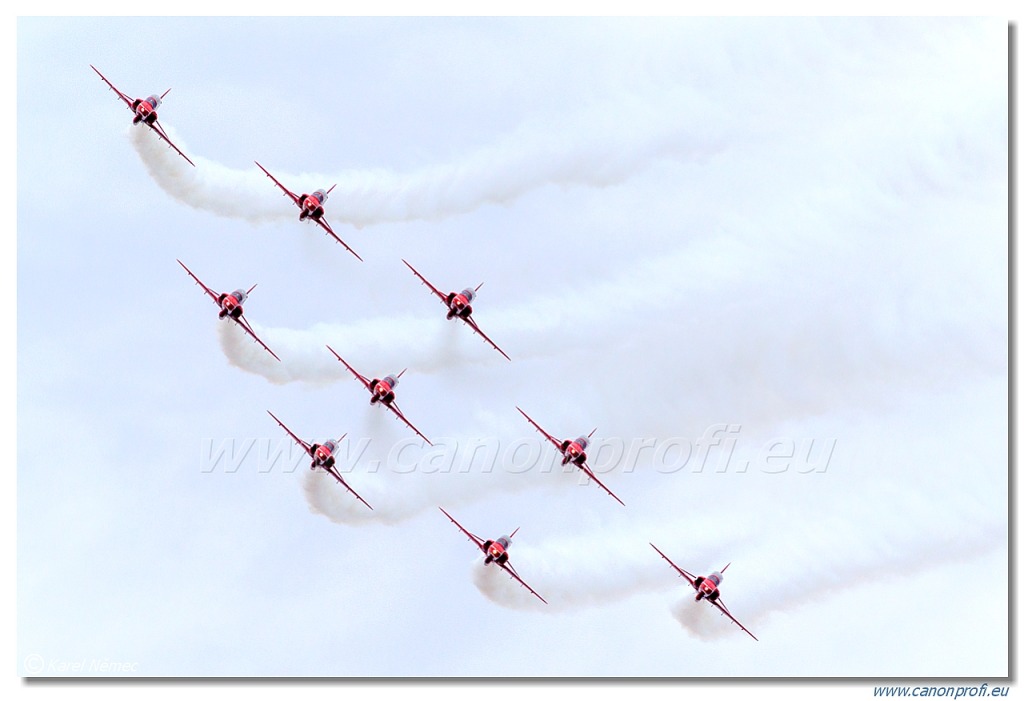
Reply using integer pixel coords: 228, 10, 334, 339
216, 318, 283, 376
236, 314, 492, 386
217, 227, 1004, 424
243, 373, 1009, 640
301, 435, 613, 527
470, 521, 747, 612
216, 238, 752, 383
670, 522, 1006, 642
460, 486, 1005, 632
668, 470, 1007, 641
150, 20, 1004, 645
460, 505, 757, 609
301, 469, 381, 526
132, 92, 728, 228
132, 126, 296, 224
423, 380, 1008, 626
471, 559, 551, 612
669, 597, 735, 642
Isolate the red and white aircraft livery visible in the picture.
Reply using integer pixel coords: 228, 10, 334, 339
326, 346, 433, 446
266, 410, 372, 511
439, 507, 547, 605
254, 161, 363, 262
177, 260, 281, 362
516, 407, 625, 506
402, 259, 511, 361
90, 65, 196, 167
649, 543, 758, 641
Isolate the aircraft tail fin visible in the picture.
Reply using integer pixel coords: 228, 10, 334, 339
161, 88, 172, 100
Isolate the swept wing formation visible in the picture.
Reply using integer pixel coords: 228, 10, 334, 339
99, 65, 761, 638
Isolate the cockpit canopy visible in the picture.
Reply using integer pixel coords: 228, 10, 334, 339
229, 289, 248, 304
574, 436, 590, 450
311, 189, 328, 204
707, 572, 723, 586
459, 288, 476, 304
143, 95, 161, 110
381, 375, 399, 389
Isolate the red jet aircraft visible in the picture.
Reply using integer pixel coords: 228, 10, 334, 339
326, 346, 432, 446
90, 65, 196, 167
516, 407, 624, 506
402, 259, 511, 361
649, 543, 758, 641
254, 161, 363, 262
177, 259, 281, 362
439, 507, 547, 605
267, 410, 372, 510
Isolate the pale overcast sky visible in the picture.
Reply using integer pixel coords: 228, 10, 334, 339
17, 16, 1007, 678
